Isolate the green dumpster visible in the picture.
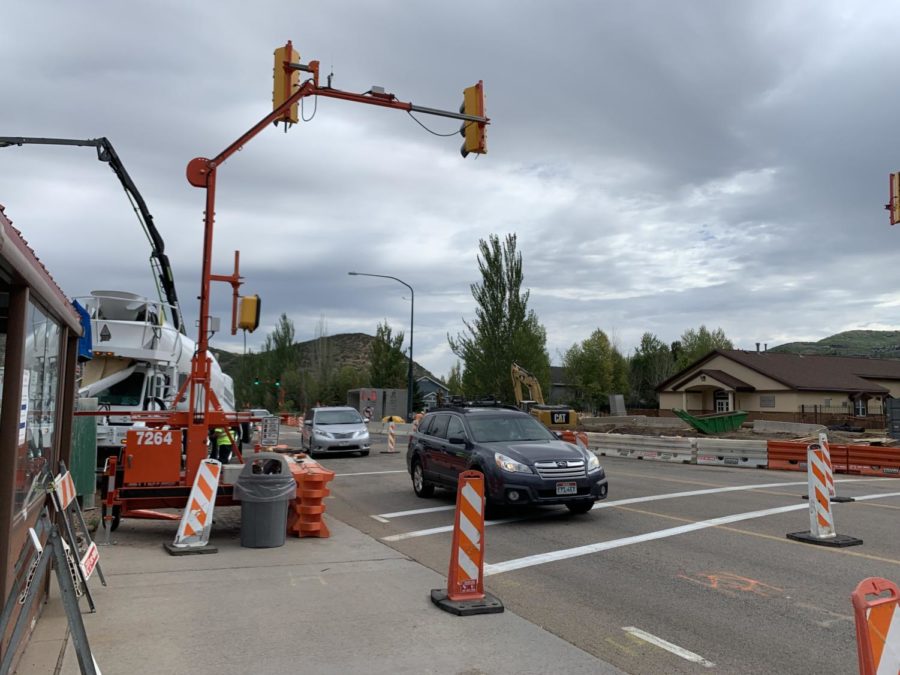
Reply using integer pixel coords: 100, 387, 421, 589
673, 408, 748, 434
70, 398, 98, 508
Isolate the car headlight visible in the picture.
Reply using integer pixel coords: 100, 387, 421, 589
587, 453, 601, 473
354, 429, 369, 439
494, 452, 532, 473
314, 430, 333, 439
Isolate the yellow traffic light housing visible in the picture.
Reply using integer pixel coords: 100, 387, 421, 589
890, 173, 900, 226
460, 81, 487, 157
273, 42, 300, 125
238, 294, 261, 332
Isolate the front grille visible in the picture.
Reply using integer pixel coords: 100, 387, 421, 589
333, 432, 355, 439
533, 460, 586, 480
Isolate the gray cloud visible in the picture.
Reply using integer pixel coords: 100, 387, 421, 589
3, 1, 900, 380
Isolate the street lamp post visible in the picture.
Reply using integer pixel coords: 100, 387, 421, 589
348, 272, 415, 420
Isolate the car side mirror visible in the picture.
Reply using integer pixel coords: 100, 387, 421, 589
303, 420, 312, 426
448, 435, 467, 445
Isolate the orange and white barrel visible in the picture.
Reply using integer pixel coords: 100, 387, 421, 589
388, 422, 397, 453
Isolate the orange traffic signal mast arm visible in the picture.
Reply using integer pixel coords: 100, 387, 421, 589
180, 43, 489, 484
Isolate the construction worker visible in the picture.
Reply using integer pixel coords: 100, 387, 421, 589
211, 426, 234, 464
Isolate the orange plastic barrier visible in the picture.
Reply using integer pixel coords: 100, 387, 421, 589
852, 577, 900, 674
559, 430, 589, 449
287, 460, 335, 538
846, 445, 900, 477
767, 440, 850, 473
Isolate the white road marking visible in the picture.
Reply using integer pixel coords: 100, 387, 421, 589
483, 490, 900, 576
845, 491, 900, 502
378, 477, 887, 539
623, 626, 715, 668
590, 477, 888, 511
370, 515, 390, 523
382, 515, 527, 542
377, 505, 456, 519
334, 470, 407, 477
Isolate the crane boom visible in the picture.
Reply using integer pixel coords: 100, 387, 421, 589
0, 136, 185, 333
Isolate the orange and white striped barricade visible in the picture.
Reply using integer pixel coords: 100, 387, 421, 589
852, 577, 900, 674
431, 470, 504, 616
165, 459, 222, 555
818, 432, 854, 502
381, 421, 399, 454
787, 444, 861, 548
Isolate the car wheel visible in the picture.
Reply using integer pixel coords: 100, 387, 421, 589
412, 460, 435, 498
565, 500, 595, 515
359, 450, 369, 457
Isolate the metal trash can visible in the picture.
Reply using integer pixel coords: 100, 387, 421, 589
233, 453, 296, 548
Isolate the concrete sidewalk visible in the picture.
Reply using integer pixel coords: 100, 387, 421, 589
16, 506, 624, 674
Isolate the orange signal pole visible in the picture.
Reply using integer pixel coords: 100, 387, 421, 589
183, 46, 489, 483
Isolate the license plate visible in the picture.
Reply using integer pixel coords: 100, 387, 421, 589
556, 481, 577, 495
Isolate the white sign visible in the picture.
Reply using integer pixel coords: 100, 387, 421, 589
18, 370, 30, 445
80, 542, 100, 580
260, 416, 280, 447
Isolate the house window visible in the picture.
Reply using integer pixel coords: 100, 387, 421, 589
759, 395, 776, 408
823, 398, 831, 407
854, 398, 868, 418
714, 390, 730, 413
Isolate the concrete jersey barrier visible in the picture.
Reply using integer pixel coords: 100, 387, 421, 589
695, 438, 768, 469
585, 433, 695, 464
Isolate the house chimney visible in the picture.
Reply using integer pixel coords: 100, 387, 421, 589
764, 343, 768, 352
756, 343, 760, 353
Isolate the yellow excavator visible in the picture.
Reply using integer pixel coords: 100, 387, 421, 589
511, 363, 579, 430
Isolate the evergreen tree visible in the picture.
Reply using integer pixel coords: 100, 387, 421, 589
369, 321, 406, 388
448, 233, 550, 403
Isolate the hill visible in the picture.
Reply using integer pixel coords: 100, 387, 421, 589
768, 330, 900, 359
211, 332, 438, 381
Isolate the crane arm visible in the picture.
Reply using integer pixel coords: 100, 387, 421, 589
0, 136, 185, 333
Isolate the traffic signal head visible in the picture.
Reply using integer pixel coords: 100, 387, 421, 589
890, 173, 900, 226
238, 294, 261, 332
460, 81, 487, 158
273, 41, 300, 126
275, 379, 281, 388
253, 377, 260, 386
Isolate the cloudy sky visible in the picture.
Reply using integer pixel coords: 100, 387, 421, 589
3, 2, 900, 379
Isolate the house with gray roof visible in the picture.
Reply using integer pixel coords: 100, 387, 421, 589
656, 349, 900, 422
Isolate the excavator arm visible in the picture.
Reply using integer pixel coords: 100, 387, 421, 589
511, 363, 545, 406
0, 136, 185, 333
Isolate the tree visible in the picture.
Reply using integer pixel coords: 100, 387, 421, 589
445, 361, 464, 395
629, 333, 675, 407
675, 325, 733, 370
562, 329, 628, 413
448, 233, 550, 403
369, 321, 406, 388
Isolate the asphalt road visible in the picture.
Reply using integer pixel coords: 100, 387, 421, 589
286, 429, 900, 674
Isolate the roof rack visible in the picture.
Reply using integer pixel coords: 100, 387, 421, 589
438, 395, 520, 412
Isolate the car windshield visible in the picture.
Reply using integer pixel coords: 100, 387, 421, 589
316, 410, 362, 425
467, 415, 556, 443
